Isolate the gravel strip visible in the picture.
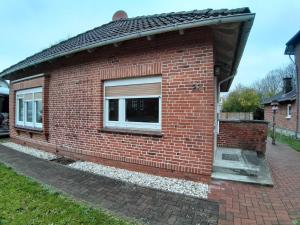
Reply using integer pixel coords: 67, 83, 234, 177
69, 161, 209, 199
1, 142, 57, 160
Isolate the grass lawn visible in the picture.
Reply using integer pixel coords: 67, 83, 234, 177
269, 131, 300, 152
0, 163, 136, 225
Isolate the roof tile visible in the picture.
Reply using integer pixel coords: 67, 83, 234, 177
0, 7, 251, 76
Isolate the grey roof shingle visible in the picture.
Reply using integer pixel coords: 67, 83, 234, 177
0, 7, 251, 77
262, 89, 296, 105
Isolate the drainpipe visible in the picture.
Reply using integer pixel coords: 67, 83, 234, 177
213, 74, 235, 161
218, 74, 236, 106
217, 73, 236, 133
289, 54, 299, 138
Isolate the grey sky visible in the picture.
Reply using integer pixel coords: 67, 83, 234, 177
0, 0, 299, 89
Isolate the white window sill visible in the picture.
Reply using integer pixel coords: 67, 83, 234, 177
286, 116, 292, 119
14, 125, 43, 133
99, 127, 163, 137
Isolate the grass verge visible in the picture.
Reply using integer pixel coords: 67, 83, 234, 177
269, 130, 300, 152
0, 163, 136, 225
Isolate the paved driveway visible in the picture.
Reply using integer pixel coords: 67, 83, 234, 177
0, 144, 218, 225
209, 140, 300, 225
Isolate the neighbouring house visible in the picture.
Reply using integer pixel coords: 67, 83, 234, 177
263, 30, 300, 138
0, 8, 256, 182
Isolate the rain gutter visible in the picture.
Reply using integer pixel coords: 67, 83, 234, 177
0, 13, 255, 78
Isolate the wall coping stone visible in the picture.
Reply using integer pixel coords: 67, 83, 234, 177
219, 119, 269, 124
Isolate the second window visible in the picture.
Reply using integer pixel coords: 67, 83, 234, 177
104, 76, 161, 130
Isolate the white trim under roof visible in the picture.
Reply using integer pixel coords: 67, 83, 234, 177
0, 13, 255, 78
11, 73, 45, 84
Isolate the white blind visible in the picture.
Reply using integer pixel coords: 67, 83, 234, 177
24, 93, 33, 101
105, 82, 161, 97
34, 92, 42, 100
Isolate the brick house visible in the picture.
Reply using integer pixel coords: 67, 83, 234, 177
0, 8, 255, 182
263, 31, 300, 138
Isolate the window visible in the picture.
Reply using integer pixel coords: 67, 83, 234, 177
287, 104, 292, 119
18, 98, 24, 122
108, 99, 119, 121
104, 76, 161, 130
16, 87, 43, 129
126, 98, 159, 123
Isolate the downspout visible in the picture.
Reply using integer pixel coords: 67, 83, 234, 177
217, 74, 236, 129
213, 74, 235, 161
289, 54, 299, 138
218, 74, 236, 106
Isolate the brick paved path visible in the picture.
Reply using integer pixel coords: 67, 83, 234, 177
209, 140, 300, 225
0, 144, 218, 225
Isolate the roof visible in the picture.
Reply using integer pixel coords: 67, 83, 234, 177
0, 7, 254, 82
285, 30, 300, 55
262, 89, 296, 105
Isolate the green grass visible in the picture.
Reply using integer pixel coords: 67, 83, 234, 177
0, 138, 9, 143
0, 163, 136, 225
293, 220, 300, 225
269, 130, 300, 152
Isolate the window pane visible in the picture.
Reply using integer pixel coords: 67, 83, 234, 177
26, 101, 33, 122
108, 99, 119, 121
18, 99, 23, 121
126, 98, 159, 123
35, 100, 42, 123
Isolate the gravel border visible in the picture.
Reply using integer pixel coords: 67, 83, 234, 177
0, 141, 209, 198
1, 142, 57, 160
69, 161, 209, 199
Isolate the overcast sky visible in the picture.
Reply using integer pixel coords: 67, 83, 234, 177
0, 0, 299, 89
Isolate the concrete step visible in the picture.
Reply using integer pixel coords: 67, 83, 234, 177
213, 159, 260, 176
212, 171, 273, 186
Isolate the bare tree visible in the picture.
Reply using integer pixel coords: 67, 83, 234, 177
252, 63, 296, 100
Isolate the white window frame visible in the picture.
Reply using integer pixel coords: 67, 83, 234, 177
24, 100, 34, 127
104, 76, 162, 131
16, 87, 43, 129
286, 104, 292, 119
16, 96, 24, 125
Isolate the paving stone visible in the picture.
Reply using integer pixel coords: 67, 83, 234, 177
0, 144, 219, 225
209, 140, 300, 225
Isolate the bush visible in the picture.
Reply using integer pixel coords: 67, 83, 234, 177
222, 84, 261, 112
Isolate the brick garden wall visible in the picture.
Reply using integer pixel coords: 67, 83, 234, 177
9, 28, 215, 182
217, 120, 268, 153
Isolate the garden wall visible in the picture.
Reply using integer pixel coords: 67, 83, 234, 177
217, 120, 268, 153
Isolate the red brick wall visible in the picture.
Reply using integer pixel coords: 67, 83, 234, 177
264, 102, 297, 133
217, 120, 268, 153
9, 28, 215, 182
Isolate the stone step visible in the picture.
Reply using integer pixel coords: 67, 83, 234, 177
212, 171, 273, 186
213, 159, 260, 176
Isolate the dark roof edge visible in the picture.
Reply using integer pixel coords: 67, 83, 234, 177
0, 12, 255, 79
262, 97, 296, 105
223, 13, 255, 91
285, 30, 300, 55
262, 93, 296, 105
